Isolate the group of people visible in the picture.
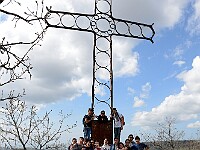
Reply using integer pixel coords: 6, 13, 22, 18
68, 134, 149, 150
109, 135, 149, 150
76, 108, 149, 150
83, 108, 124, 140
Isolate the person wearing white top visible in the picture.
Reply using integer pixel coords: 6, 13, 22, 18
110, 108, 124, 141
101, 138, 110, 150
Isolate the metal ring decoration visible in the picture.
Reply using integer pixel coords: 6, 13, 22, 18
45, 0, 155, 111
60, 14, 76, 28
75, 15, 91, 30
129, 23, 142, 37
96, 0, 111, 14
95, 52, 110, 68
91, 13, 115, 37
96, 36, 111, 52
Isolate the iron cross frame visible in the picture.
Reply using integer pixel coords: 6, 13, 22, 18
45, 0, 155, 112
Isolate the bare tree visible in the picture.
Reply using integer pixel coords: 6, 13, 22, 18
141, 117, 185, 150
0, 0, 47, 101
0, 1, 78, 149
0, 99, 76, 149
183, 129, 200, 150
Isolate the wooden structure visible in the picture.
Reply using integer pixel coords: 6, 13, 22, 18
91, 120, 113, 145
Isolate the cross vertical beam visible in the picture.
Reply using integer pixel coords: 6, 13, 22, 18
92, 0, 114, 111
45, 0, 155, 113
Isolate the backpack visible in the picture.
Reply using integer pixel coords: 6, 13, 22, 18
118, 113, 125, 126
120, 115, 125, 125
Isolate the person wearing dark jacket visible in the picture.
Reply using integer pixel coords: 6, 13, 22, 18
97, 110, 108, 123
83, 108, 95, 140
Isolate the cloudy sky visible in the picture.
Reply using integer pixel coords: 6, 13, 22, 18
1, 0, 200, 142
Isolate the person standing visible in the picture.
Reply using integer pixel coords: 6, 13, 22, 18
83, 108, 95, 140
110, 108, 124, 141
133, 136, 149, 150
97, 110, 108, 123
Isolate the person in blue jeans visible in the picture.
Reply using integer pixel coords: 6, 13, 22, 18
110, 108, 124, 141
83, 108, 95, 140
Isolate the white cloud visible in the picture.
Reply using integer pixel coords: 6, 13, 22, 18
140, 82, 151, 99
173, 60, 186, 67
113, 0, 189, 29
166, 44, 185, 60
128, 87, 135, 95
186, 0, 200, 35
0, 0, 141, 104
132, 82, 151, 108
133, 97, 145, 108
1, 0, 194, 105
164, 40, 192, 66
187, 121, 200, 128
132, 56, 200, 127
163, 72, 178, 81
174, 47, 184, 58
113, 38, 139, 77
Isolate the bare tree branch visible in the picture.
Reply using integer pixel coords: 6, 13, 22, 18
0, 0, 4, 4
0, 0, 48, 101
141, 117, 185, 150
0, 99, 76, 149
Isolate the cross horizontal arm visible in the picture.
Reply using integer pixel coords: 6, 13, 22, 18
45, 8, 95, 33
112, 17, 155, 43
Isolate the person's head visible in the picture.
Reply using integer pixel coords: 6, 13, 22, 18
72, 138, 77, 144
118, 142, 124, 149
78, 137, 84, 144
94, 141, 100, 148
112, 108, 117, 114
135, 136, 140, 144
103, 138, 108, 145
125, 139, 130, 147
88, 108, 93, 115
101, 110, 106, 116
83, 138, 87, 145
85, 139, 91, 147
128, 134, 134, 141
114, 137, 119, 144
90, 139, 95, 146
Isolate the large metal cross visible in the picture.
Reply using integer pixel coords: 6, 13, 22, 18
45, 0, 155, 112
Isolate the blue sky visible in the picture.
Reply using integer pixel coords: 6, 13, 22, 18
1, 0, 200, 143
